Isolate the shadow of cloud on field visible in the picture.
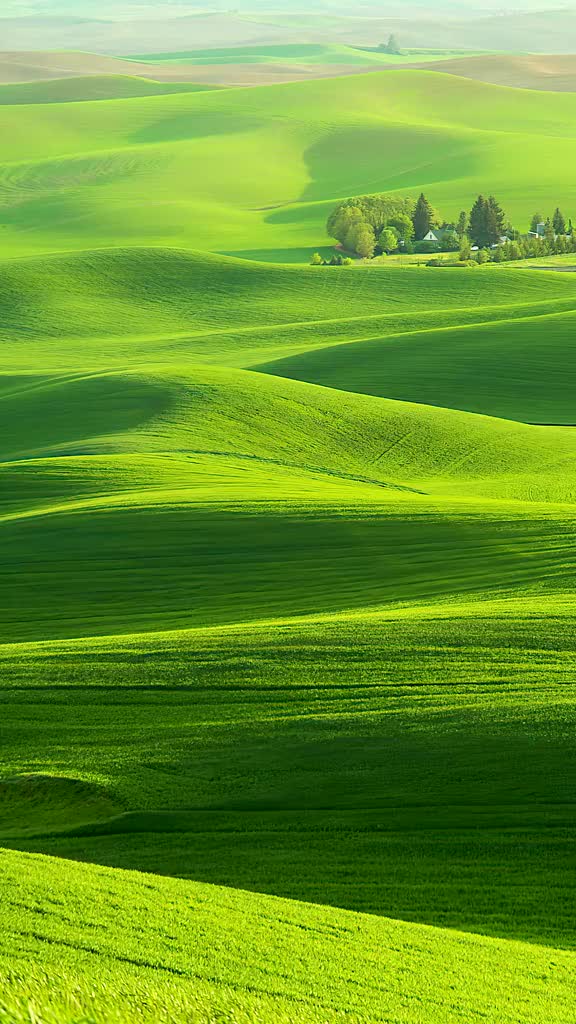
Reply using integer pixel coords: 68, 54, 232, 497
0, 774, 122, 836
299, 124, 481, 203
131, 110, 263, 145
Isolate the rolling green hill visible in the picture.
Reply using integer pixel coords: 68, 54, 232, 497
3, 848, 575, 1024
258, 306, 576, 423
2, 70, 576, 1022
124, 42, 483, 68
2, 70, 576, 260
0, 75, 219, 104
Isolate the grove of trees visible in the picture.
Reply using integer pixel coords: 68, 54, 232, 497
325, 191, 573, 262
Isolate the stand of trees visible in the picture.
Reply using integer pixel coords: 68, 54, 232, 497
379, 34, 402, 55
461, 232, 576, 266
327, 193, 442, 259
326, 193, 573, 262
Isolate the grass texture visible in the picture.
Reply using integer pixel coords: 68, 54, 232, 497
2, 71, 576, 1022
2, 70, 576, 260
2, 848, 576, 1024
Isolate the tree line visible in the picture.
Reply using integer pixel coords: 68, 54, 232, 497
322, 192, 574, 262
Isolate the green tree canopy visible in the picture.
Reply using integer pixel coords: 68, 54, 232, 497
469, 195, 506, 248
487, 196, 506, 235
379, 227, 399, 253
553, 208, 567, 235
412, 194, 437, 240
388, 213, 414, 242
349, 223, 376, 259
459, 239, 472, 261
456, 211, 468, 238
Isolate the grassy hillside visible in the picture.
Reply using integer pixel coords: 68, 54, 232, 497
2, 71, 576, 259
0, 76, 218, 104
258, 306, 576, 423
3, 69, 576, 1022
125, 44, 480, 67
2, 849, 575, 1024
421, 53, 576, 91
0, 50, 237, 85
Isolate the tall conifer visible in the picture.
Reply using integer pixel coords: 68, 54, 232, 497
412, 194, 435, 240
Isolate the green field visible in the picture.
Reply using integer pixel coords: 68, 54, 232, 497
122, 43, 487, 67
0, 76, 219, 105
3, 70, 576, 261
2, 68, 576, 1022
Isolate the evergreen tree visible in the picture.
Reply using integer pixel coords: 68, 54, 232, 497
544, 217, 555, 242
412, 194, 436, 240
469, 195, 489, 247
486, 206, 502, 247
530, 212, 544, 233
385, 34, 402, 54
487, 196, 506, 236
552, 210, 561, 236
469, 195, 504, 248
456, 211, 468, 238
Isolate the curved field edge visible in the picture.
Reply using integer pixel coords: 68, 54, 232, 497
0, 848, 575, 1024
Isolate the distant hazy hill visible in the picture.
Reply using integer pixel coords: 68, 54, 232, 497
420, 53, 576, 91
1, 5, 576, 53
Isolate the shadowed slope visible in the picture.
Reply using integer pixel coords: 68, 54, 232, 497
257, 307, 576, 424
1, 248, 576, 371
3, 361, 576, 643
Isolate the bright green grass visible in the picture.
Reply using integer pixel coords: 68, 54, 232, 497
2, 848, 575, 1024
2, 244, 576, 1015
1, 248, 575, 370
3, 73, 576, 1018
2, 71, 576, 260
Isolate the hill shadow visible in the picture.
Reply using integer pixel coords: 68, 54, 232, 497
298, 125, 480, 204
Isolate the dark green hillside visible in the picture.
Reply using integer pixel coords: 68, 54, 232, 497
258, 307, 576, 424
